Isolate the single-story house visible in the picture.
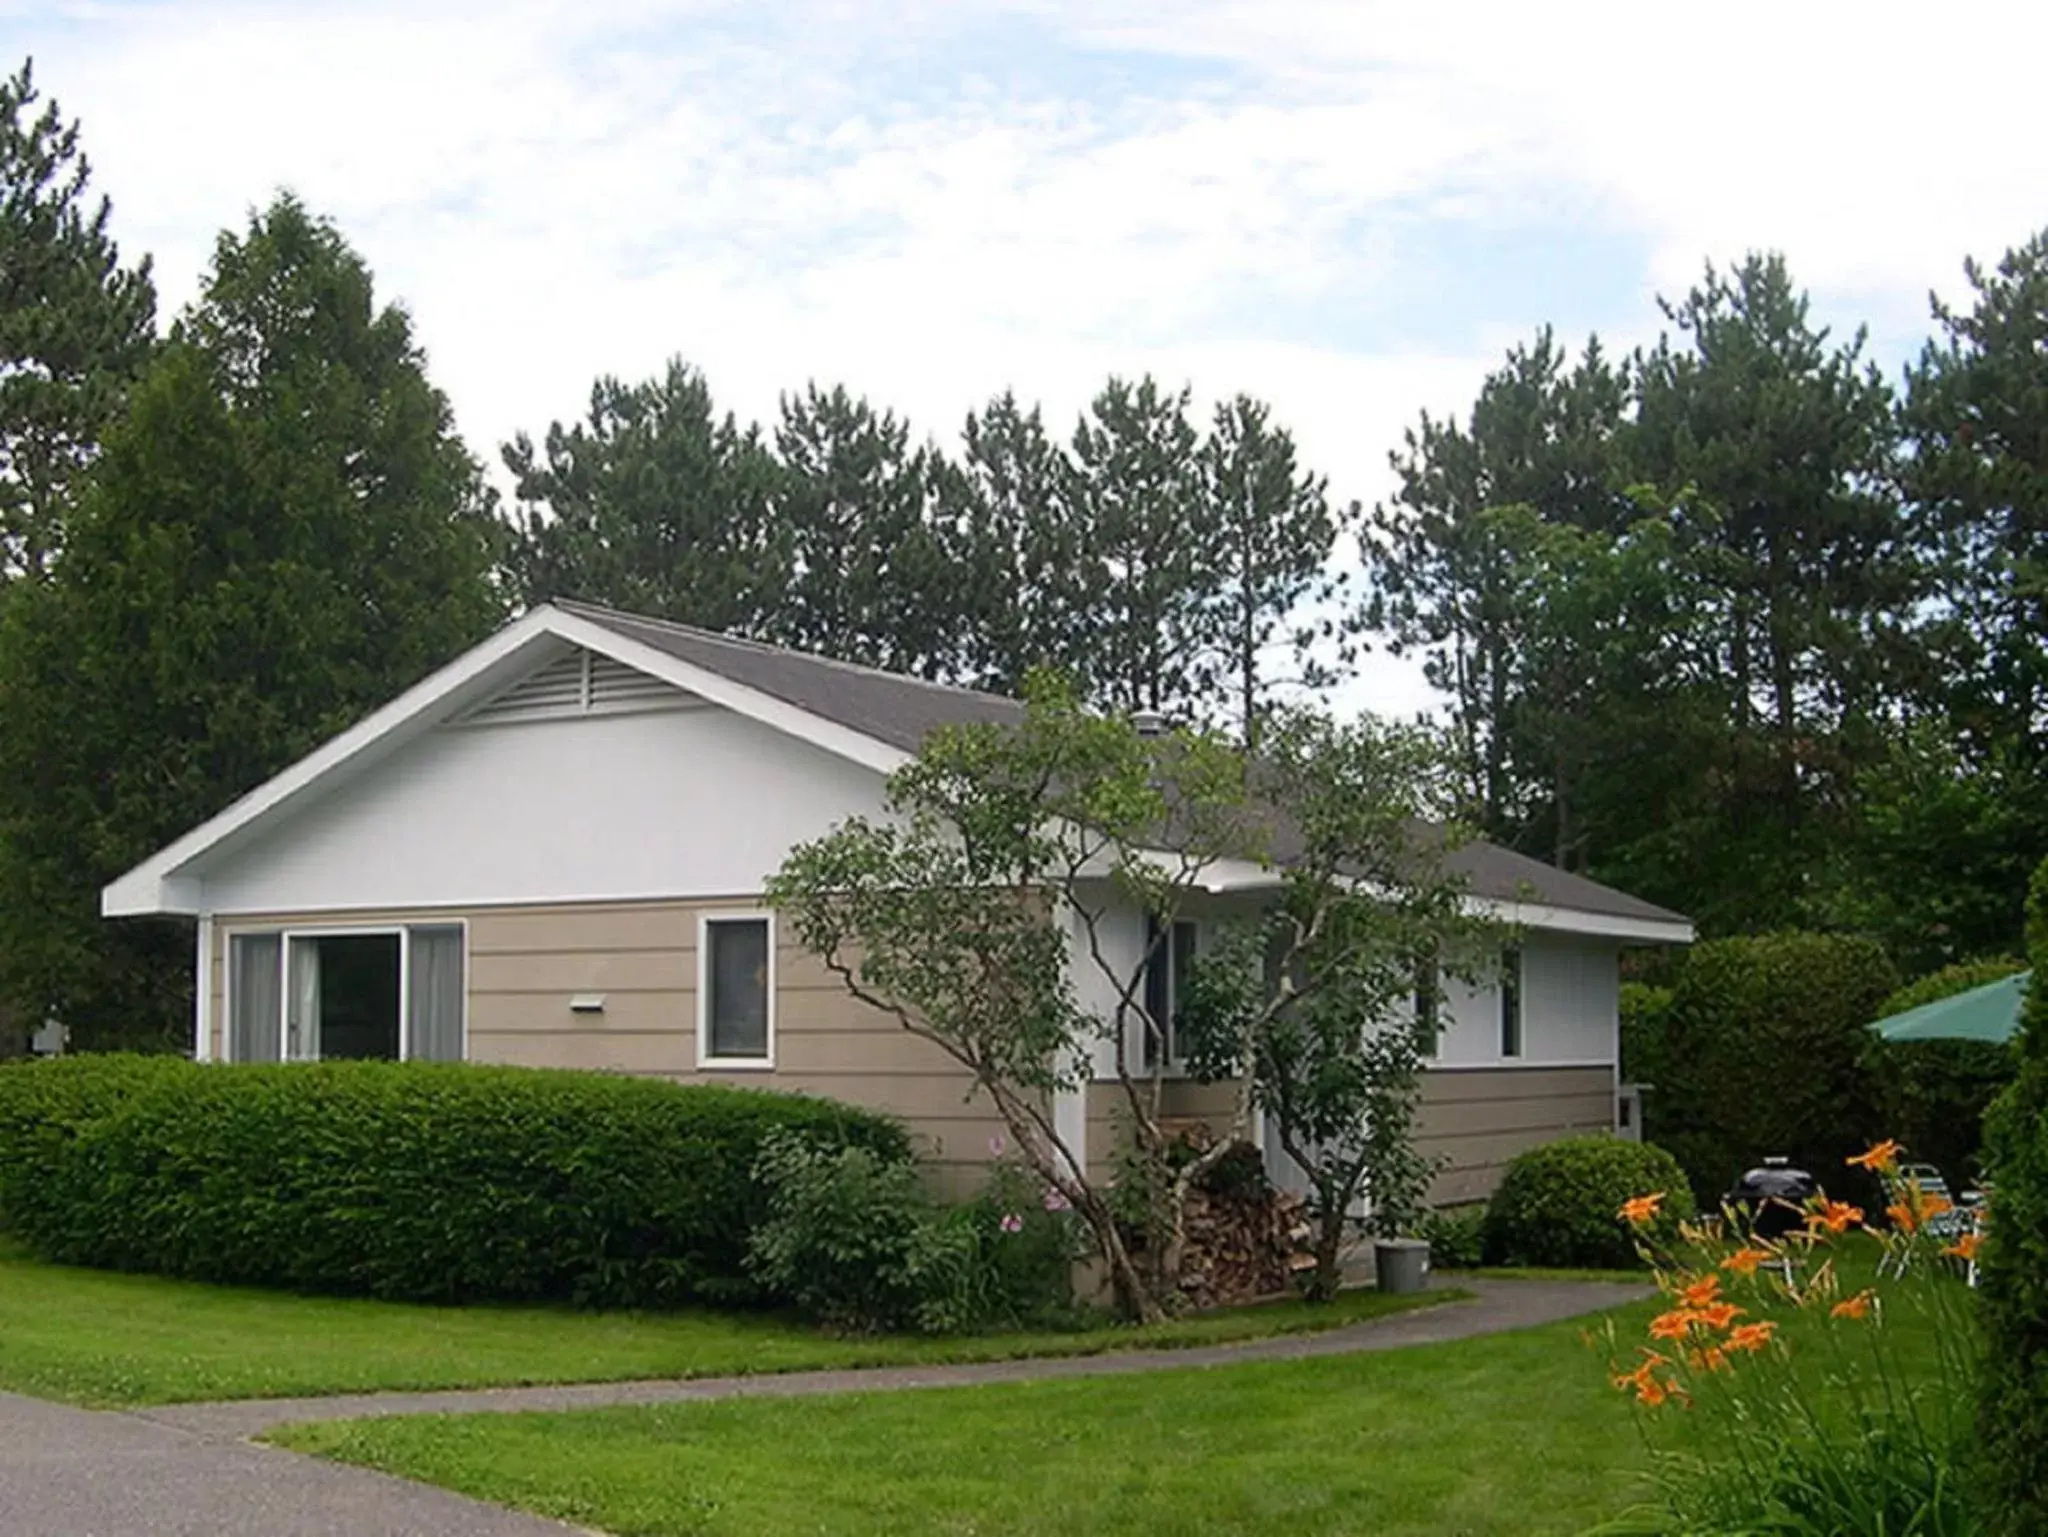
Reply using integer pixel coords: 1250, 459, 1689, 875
103, 600, 1693, 1204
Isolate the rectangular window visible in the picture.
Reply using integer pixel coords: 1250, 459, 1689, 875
1414, 953, 1441, 1057
702, 915, 772, 1066
1499, 945, 1524, 1059
1142, 918, 1198, 1069
226, 925, 465, 1063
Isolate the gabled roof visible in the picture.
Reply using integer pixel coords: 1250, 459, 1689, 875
102, 599, 1692, 941
554, 601, 1025, 753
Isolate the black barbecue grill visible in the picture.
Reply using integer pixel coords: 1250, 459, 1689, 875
1726, 1157, 1817, 1240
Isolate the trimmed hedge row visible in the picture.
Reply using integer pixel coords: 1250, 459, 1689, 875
1482, 1134, 1695, 1270
0, 1056, 909, 1308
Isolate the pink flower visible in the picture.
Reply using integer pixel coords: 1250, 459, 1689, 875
987, 1133, 1007, 1157
1042, 1187, 1071, 1213
1000, 1213, 1025, 1234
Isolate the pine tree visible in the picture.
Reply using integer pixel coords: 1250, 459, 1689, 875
1197, 394, 1350, 745
503, 360, 787, 631
0, 58, 156, 582
0, 196, 501, 1047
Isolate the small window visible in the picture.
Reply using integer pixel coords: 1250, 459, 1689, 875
702, 915, 772, 1066
1499, 945, 1524, 1059
1142, 918, 1198, 1069
1414, 953, 1440, 1056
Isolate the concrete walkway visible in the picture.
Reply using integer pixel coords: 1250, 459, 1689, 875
0, 1276, 1648, 1537
141, 1277, 1648, 1440
0, 1389, 582, 1536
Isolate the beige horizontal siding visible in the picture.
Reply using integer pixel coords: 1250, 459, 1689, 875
210, 897, 1008, 1192
1419, 1065, 1616, 1205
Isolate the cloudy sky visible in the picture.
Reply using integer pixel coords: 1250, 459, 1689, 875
11, 0, 2048, 711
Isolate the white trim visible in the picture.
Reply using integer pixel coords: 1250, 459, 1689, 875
1469, 898, 1693, 946
696, 910, 777, 1071
100, 605, 914, 918
193, 915, 215, 1062
1422, 1059, 1617, 1073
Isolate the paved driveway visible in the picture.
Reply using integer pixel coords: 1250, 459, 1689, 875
0, 1391, 578, 1537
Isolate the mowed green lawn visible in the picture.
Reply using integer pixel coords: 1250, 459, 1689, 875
277, 1311, 1656, 1537
276, 1240, 1965, 1537
0, 1241, 1455, 1407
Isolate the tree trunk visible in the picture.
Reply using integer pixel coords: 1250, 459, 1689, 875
1305, 1204, 1347, 1302
0, 1001, 27, 1060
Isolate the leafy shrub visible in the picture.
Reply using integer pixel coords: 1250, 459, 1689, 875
747, 1134, 1078, 1334
1861, 958, 2022, 1186
9, 1058, 907, 1308
1977, 863, 2048, 1531
1482, 1135, 1695, 1270
1416, 1203, 1486, 1269
0, 1053, 194, 1237
1636, 932, 1900, 1205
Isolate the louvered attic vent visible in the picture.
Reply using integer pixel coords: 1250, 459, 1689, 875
458, 648, 697, 725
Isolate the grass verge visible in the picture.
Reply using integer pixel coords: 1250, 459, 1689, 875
274, 1309, 1654, 1537
0, 1242, 1460, 1407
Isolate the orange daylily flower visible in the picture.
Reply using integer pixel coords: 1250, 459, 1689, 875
1649, 1308, 1698, 1341
1944, 1232, 1983, 1262
1692, 1301, 1744, 1331
1847, 1139, 1902, 1172
1635, 1374, 1672, 1406
1726, 1320, 1778, 1353
1723, 1246, 1775, 1277
1806, 1200, 1864, 1235
1686, 1345, 1731, 1373
1677, 1274, 1723, 1308
1830, 1289, 1876, 1321
1619, 1192, 1666, 1225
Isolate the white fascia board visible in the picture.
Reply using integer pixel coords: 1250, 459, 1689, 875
1088, 861, 1693, 944
1470, 897, 1695, 946
101, 605, 915, 918
546, 612, 912, 779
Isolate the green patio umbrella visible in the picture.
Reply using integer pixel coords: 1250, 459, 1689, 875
1867, 970, 2030, 1045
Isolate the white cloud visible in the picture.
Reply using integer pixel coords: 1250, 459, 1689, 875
12, 0, 2043, 724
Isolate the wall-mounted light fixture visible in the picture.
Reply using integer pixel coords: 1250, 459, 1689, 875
569, 994, 606, 1015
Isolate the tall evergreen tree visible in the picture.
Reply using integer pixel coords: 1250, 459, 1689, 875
945, 391, 1079, 693
772, 384, 956, 678
0, 196, 501, 1047
0, 58, 156, 582
1624, 254, 1908, 928
1196, 394, 1350, 745
1369, 329, 1631, 838
1065, 376, 1208, 715
503, 360, 787, 630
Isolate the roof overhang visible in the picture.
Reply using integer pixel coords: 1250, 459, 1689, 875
101, 605, 912, 918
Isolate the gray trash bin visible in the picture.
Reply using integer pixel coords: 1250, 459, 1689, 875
1375, 1237, 1431, 1294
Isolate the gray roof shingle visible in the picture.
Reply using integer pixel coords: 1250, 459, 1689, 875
557, 600, 1688, 930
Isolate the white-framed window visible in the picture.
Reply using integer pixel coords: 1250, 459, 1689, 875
1141, 916, 1199, 1070
225, 923, 466, 1064
698, 912, 774, 1069
1499, 945, 1524, 1060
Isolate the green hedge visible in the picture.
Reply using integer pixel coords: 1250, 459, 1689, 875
1976, 865, 2048, 1529
1482, 1135, 1695, 1270
1633, 932, 1899, 1205
0, 1053, 192, 1240
0, 1056, 909, 1308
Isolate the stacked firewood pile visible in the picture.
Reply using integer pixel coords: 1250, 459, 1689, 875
1172, 1134, 1315, 1307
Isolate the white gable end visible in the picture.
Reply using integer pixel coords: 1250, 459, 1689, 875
189, 695, 891, 917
